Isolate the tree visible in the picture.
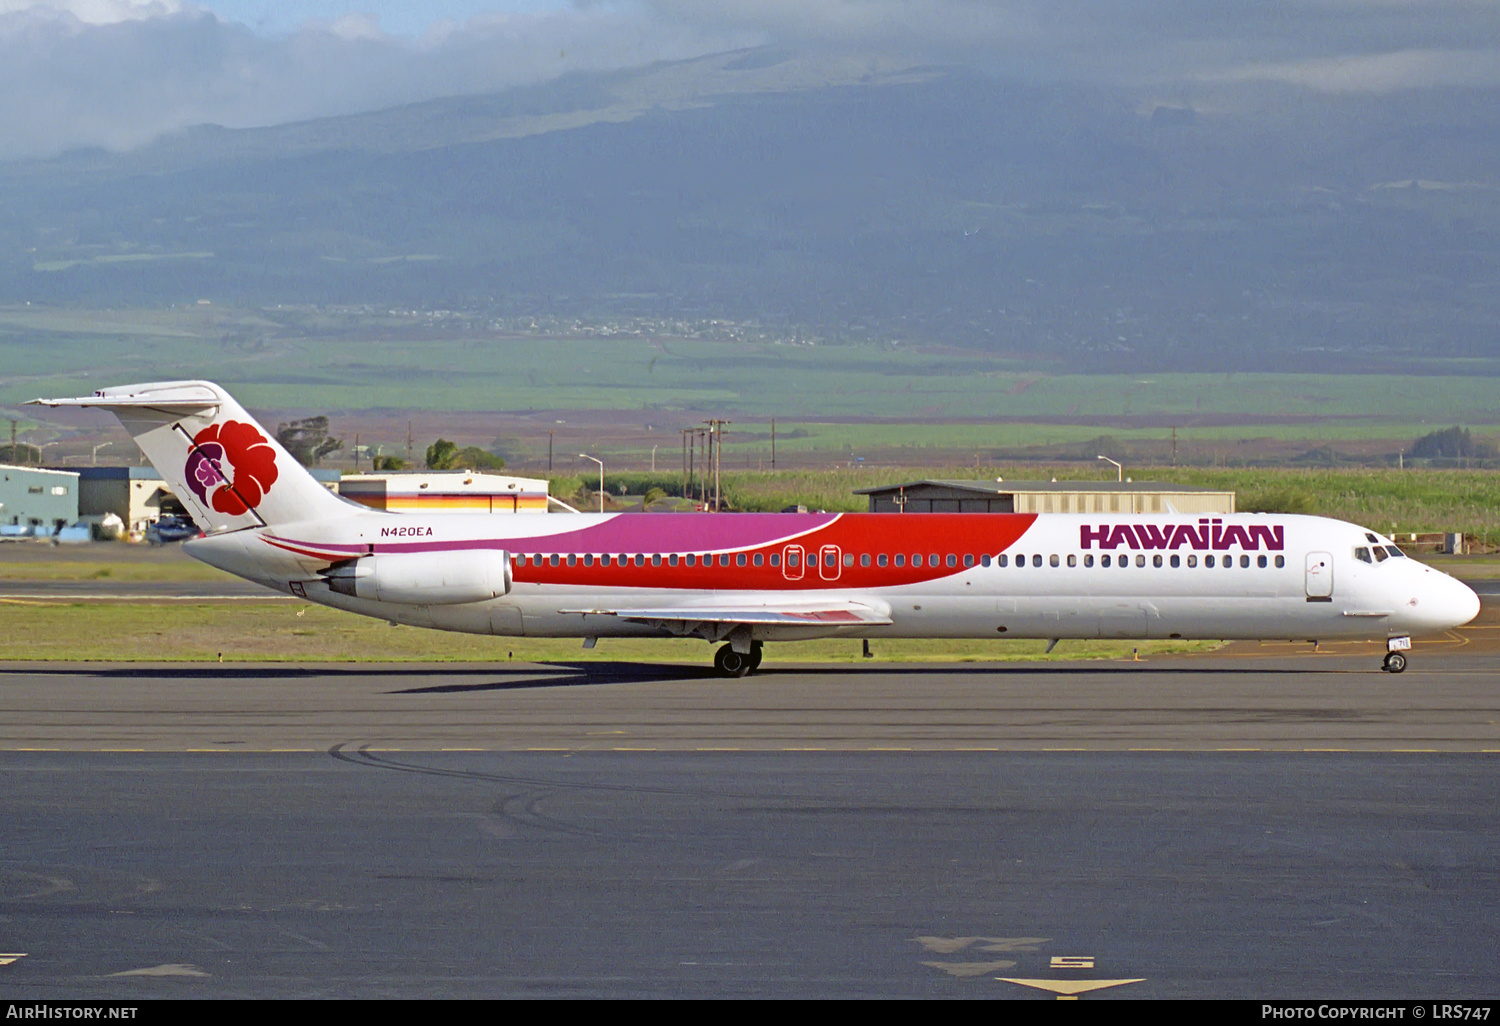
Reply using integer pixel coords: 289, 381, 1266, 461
371, 455, 407, 471
1410, 426, 1495, 460
276, 416, 342, 466
453, 446, 505, 471
426, 439, 505, 471
425, 439, 459, 470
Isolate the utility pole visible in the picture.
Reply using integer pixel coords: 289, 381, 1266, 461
1171, 426, 1178, 468
771, 417, 776, 469
354, 433, 360, 472
547, 431, 554, 472
704, 419, 731, 511
406, 421, 413, 467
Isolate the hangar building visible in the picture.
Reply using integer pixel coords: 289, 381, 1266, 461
0, 465, 79, 534
855, 479, 1236, 515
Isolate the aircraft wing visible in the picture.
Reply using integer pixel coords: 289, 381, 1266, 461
560, 602, 893, 628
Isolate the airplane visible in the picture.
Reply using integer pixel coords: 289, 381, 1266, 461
30, 380, 1480, 676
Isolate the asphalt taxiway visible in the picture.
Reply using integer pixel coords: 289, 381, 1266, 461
1, 642, 1497, 997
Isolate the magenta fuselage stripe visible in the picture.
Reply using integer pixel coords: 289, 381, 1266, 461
263, 511, 1041, 591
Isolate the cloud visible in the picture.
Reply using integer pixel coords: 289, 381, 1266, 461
0, 2, 758, 159
0, 1, 1497, 161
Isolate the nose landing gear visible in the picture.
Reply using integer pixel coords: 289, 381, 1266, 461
1382, 636, 1411, 673
714, 640, 763, 678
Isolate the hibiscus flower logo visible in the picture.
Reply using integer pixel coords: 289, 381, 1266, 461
183, 420, 279, 516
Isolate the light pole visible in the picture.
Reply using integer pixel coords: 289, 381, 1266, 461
1097, 455, 1122, 482
651, 445, 657, 473
92, 441, 117, 466
579, 454, 604, 513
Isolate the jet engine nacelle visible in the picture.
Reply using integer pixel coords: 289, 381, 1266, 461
321, 549, 511, 605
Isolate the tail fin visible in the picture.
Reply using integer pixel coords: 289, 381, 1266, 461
29, 380, 350, 532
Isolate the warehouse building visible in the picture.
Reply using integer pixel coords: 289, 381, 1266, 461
855, 479, 1235, 515
73, 466, 173, 538
0, 465, 79, 535
339, 472, 551, 514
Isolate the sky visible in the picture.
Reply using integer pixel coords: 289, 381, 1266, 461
0, 1, 1498, 160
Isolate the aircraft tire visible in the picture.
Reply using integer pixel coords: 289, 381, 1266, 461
747, 641, 763, 672
1382, 651, 1407, 674
715, 644, 751, 678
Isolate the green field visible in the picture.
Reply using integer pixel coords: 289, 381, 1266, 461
4, 304, 1499, 431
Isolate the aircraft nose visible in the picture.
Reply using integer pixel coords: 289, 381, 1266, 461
1416, 573, 1480, 631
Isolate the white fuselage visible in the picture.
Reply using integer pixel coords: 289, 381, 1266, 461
183, 510, 1481, 645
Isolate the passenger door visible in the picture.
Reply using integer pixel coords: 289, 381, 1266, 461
1305, 552, 1333, 600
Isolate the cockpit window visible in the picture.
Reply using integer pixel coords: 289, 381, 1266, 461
1365, 532, 1379, 543
1386, 544, 1406, 557
1355, 547, 1372, 563
1372, 546, 1389, 562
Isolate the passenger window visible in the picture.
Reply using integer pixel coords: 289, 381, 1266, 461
1187, 555, 1197, 568
1205, 555, 1215, 568
1170, 555, 1180, 568
651, 554, 662, 567
978, 554, 989, 568
947, 554, 958, 568
550, 554, 560, 567
878, 554, 888, 567
669, 554, 679, 567
583, 554, 594, 567
1049, 554, 1059, 567
1153, 555, 1162, 568
825, 552, 837, 568
1275, 555, 1285, 568
566, 554, 577, 567
736, 554, 747, 567
912, 554, 923, 567
1224, 557, 1232, 569
787, 552, 799, 568
931, 553, 941, 567
1135, 554, 1145, 567
1032, 554, 1043, 567
996, 554, 1007, 567
754, 553, 764, 567
634, 554, 645, 567
1067, 554, 1077, 568
1084, 554, 1094, 567
964, 554, 974, 568
1355, 547, 1372, 563
1257, 555, 1267, 568
844, 553, 855, 567
1012, 554, 1021, 567
1101, 554, 1111, 567
1239, 555, 1250, 568
719, 554, 730, 567
685, 554, 696, 567
770, 553, 780, 567
895, 554, 906, 567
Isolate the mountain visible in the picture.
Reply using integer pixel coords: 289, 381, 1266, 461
1, 47, 1497, 369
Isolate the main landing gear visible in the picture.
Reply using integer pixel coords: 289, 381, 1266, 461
714, 641, 763, 678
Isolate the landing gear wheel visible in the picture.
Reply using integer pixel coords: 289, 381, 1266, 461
1382, 651, 1407, 674
714, 643, 752, 678
747, 641, 763, 672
